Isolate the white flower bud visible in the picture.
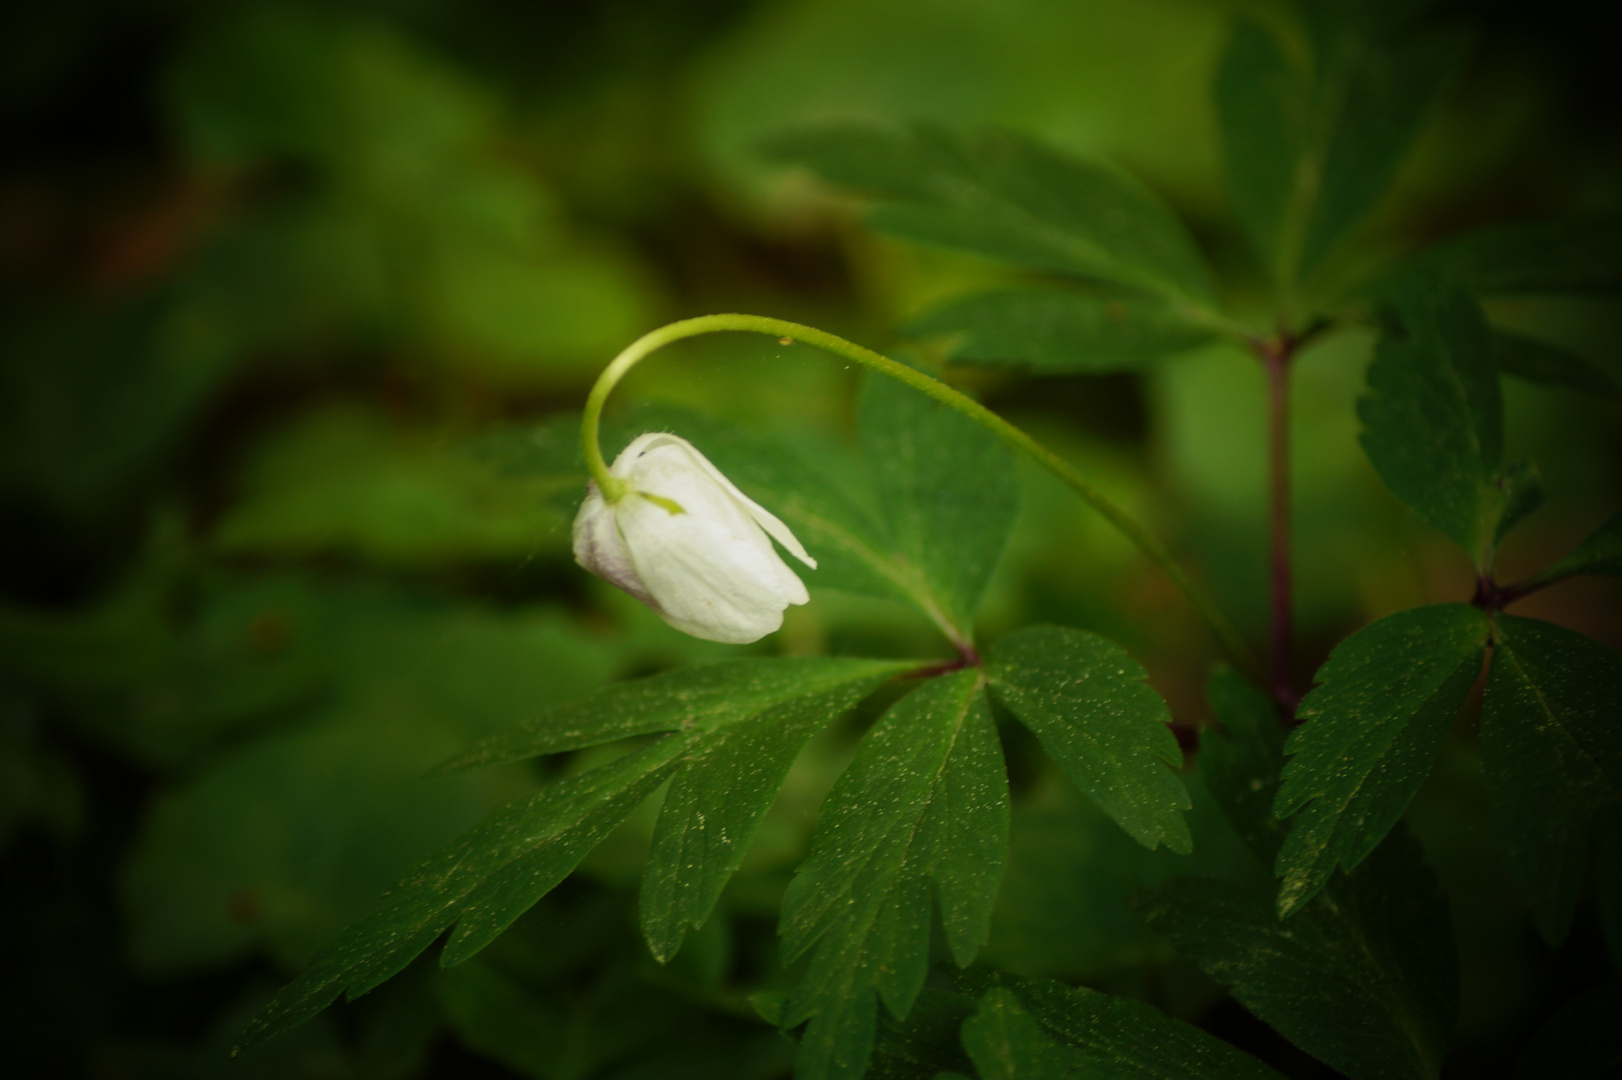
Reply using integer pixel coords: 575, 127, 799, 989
572, 433, 817, 643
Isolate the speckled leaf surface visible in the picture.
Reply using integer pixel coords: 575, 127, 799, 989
987, 625, 1191, 853
1273, 604, 1488, 915
1138, 827, 1457, 1080
1481, 615, 1622, 945
780, 669, 1009, 1080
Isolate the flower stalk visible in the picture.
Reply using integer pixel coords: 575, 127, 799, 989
583, 314, 1260, 674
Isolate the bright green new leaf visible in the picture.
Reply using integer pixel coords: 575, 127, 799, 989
1297, 24, 1470, 277
1137, 827, 1458, 1080
1481, 616, 1622, 945
1200, 666, 1287, 866
1525, 507, 1622, 589
987, 625, 1191, 853
950, 971, 1283, 1080
1493, 331, 1621, 401
859, 375, 1020, 641
1215, 19, 1306, 278
905, 288, 1214, 373
780, 670, 1009, 1080
1273, 604, 1489, 916
761, 124, 1220, 307
1358, 278, 1506, 564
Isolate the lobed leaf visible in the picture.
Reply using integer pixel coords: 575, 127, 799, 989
1137, 827, 1457, 1080
1214, 19, 1306, 278
859, 375, 1020, 641
761, 123, 1220, 306
960, 987, 1083, 1079
1297, 23, 1470, 277
435, 656, 910, 772
1526, 507, 1622, 589
238, 657, 909, 1052
905, 288, 1213, 373
987, 625, 1191, 853
1272, 604, 1489, 916
780, 670, 1009, 1080
1480, 616, 1622, 945
1358, 277, 1507, 564
949, 970, 1283, 1080
1493, 330, 1621, 401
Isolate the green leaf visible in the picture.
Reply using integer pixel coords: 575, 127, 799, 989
1481, 616, 1622, 945
905, 288, 1214, 373
435, 656, 910, 771
1526, 507, 1622, 588
1214, 19, 1306, 277
947, 971, 1283, 1080
780, 670, 1009, 1080
1493, 330, 1621, 400
1297, 24, 1469, 276
1136, 826, 1457, 1080
987, 625, 1191, 853
639, 665, 914, 962
1273, 604, 1489, 916
1491, 459, 1544, 549
859, 374, 1020, 639
960, 987, 1081, 1079
1358, 277, 1506, 564
1200, 666, 1287, 866
238, 656, 908, 1052
761, 124, 1220, 306
1415, 216, 1622, 296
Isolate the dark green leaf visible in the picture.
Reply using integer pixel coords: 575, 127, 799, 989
1200, 665, 1287, 865
1298, 25, 1470, 276
761, 124, 1220, 306
1491, 459, 1544, 549
1273, 604, 1489, 915
238, 657, 908, 1052
960, 987, 1079, 1079
1513, 984, 1622, 1080
1215, 19, 1306, 276
905, 288, 1214, 373
639, 666, 912, 962
1493, 330, 1621, 400
1481, 616, 1622, 945
946, 970, 1283, 1080
1358, 277, 1505, 563
1416, 217, 1622, 296
860, 375, 1020, 640
780, 670, 1009, 1080
435, 657, 911, 771
1526, 507, 1622, 588
987, 625, 1191, 853
1137, 826, 1457, 1080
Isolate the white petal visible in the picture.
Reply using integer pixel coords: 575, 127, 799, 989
571, 483, 656, 609
615, 433, 817, 568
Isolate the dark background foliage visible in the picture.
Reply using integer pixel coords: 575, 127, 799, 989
2, 1, 1618, 1077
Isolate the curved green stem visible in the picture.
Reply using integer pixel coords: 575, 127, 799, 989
582, 314, 1260, 675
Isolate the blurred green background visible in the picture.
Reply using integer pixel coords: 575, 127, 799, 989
2, 1, 1618, 1077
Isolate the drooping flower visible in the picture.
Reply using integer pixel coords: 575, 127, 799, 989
572, 433, 817, 643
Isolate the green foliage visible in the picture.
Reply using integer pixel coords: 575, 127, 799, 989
959, 987, 1077, 1079
1480, 616, 1622, 945
1199, 666, 1287, 865
1273, 604, 1489, 915
1139, 827, 1458, 1080
905, 288, 1214, 373
1408, 217, 1622, 297
1529, 507, 1622, 587
760, 124, 1220, 308
1493, 331, 1621, 401
780, 670, 1008, 1080
1358, 278, 1516, 565
987, 626, 1191, 853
